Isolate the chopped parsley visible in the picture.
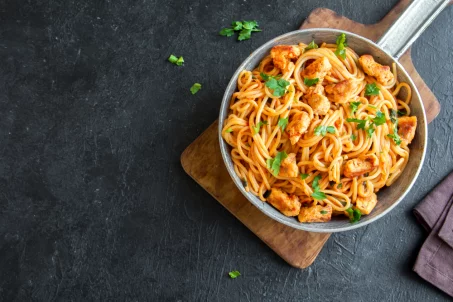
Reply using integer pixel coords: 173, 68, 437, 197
311, 175, 326, 200
337, 183, 343, 189
266, 151, 288, 176
168, 54, 184, 66
314, 125, 335, 136
261, 72, 290, 97
252, 121, 268, 134
390, 109, 398, 124
347, 111, 386, 138
228, 270, 241, 279
387, 113, 402, 145
190, 83, 202, 94
278, 117, 289, 131
225, 128, 233, 133
304, 77, 319, 87
365, 83, 380, 96
346, 118, 367, 130
300, 173, 309, 180
219, 20, 261, 41
351, 134, 357, 141
350, 101, 361, 114
372, 111, 386, 126
334, 33, 347, 59
305, 40, 319, 51
320, 210, 328, 215
345, 207, 362, 223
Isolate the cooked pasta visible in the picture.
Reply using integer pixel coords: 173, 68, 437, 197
221, 35, 417, 223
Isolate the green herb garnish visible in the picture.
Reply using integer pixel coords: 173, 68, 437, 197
365, 83, 380, 96
300, 173, 309, 180
266, 151, 288, 176
337, 183, 343, 189
351, 134, 357, 141
229, 270, 241, 279
304, 77, 319, 87
314, 125, 335, 137
346, 118, 367, 130
372, 111, 386, 126
190, 83, 202, 94
261, 72, 290, 97
350, 101, 361, 114
334, 33, 347, 59
305, 40, 319, 51
345, 207, 362, 223
311, 175, 326, 200
225, 128, 233, 133
252, 121, 268, 134
168, 54, 184, 66
219, 20, 261, 41
390, 109, 398, 124
278, 117, 289, 131
320, 210, 328, 214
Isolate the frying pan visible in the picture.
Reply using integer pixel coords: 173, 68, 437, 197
219, 0, 449, 232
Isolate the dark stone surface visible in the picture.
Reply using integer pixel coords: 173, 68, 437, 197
0, 0, 452, 301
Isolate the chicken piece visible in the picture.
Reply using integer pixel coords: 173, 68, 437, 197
306, 93, 330, 115
298, 204, 332, 223
267, 188, 301, 217
271, 45, 301, 72
287, 112, 311, 145
343, 154, 379, 178
305, 83, 324, 96
301, 57, 332, 82
278, 153, 299, 178
325, 79, 359, 103
358, 54, 394, 85
397, 116, 417, 146
355, 192, 378, 215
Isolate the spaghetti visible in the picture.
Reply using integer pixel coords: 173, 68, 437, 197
222, 36, 417, 223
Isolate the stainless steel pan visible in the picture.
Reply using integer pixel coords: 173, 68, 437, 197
219, 0, 449, 232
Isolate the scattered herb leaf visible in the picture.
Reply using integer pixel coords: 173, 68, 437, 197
350, 101, 361, 114
168, 54, 178, 64
260, 72, 290, 97
225, 128, 233, 133
365, 83, 380, 96
337, 183, 343, 189
252, 121, 268, 134
219, 28, 235, 37
304, 77, 319, 87
351, 134, 357, 141
266, 151, 288, 176
278, 117, 289, 131
372, 111, 386, 126
300, 173, 309, 180
305, 40, 319, 51
229, 270, 241, 279
345, 208, 362, 223
346, 118, 367, 130
390, 109, 398, 124
320, 210, 328, 214
311, 175, 327, 200
334, 33, 347, 59
314, 125, 335, 137
190, 83, 202, 94
220, 20, 261, 41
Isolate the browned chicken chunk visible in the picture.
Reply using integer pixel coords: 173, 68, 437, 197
301, 57, 332, 82
397, 116, 417, 146
343, 154, 379, 178
271, 45, 301, 72
298, 204, 332, 223
267, 188, 301, 216
278, 153, 299, 178
287, 112, 311, 145
306, 93, 330, 115
358, 55, 394, 85
355, 192, 378, 215
325, 79, 359, 103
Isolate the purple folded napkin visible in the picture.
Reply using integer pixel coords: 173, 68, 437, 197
413, 171, 453, 298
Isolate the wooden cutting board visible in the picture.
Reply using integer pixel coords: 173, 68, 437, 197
181, 0, 444, 269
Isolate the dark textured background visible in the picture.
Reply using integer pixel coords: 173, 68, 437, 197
0, 0, 452, 301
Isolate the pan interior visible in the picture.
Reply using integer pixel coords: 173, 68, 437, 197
218, 29, 427, 233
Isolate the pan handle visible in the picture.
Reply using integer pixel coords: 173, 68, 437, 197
377, 0, 450, 59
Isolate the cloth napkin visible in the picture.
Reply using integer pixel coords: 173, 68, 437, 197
413, 171, 453, 298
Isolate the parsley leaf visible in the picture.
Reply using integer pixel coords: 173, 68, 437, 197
260, 72, 290, 97
266, 151, 288, 176
350, 101, 361, 114
300, 173, 309, 180
232, 21, 242, 31
176, 57, 184, 66
229, 270, 241, 279
365, 83, 380, 96
387, 133, 402, 145
320, 210, 328, 214
238, 29, 252, 41
351, 134, 357, 141
346, 118, 367, 130
366, 126, 375, 138
242, 20, 258, 29
372, 111, 386, 126
304, 77, 319, 87
190, 83, 202, 94
390, 109, 398, 124
345, 208, 362, 223
314, 125, 335, 136
252, 121, 268, 134
225, 128, 233, 133
219, 28, 235, 37
305, 40, 318, 51
168, 54, 178, 63
334, 33, 347, 59
278, 117, 289, 131
337, 183, 343, 189
311, 175, 326, 200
